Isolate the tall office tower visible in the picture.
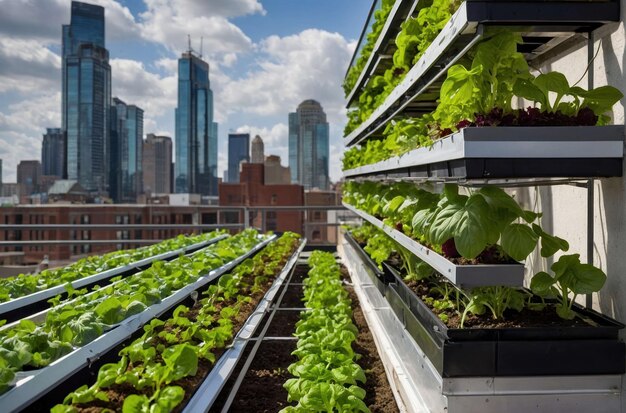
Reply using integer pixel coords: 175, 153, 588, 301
110, 97, 144, 203
175, 50, 218, 195
251, 135, 264, 164
143, 134, 173, 194
62, 1, 111, 194
42, 128, 65, 177
228, 133, 250, 183
17, 160, 42, 196
288, 99, 330, 190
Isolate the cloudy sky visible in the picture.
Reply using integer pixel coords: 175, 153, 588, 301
0, 0, 372, 183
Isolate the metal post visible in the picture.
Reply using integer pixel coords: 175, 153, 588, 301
243, 207, 250, 229
586, 32, 595, 309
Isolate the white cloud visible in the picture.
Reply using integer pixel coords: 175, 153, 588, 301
110, 58, 177, 118
139, 0, 257, 56
217, 29, 351, 123
0, 92, 61, 182
0, 0, 140, 44
0, 38, 61, 93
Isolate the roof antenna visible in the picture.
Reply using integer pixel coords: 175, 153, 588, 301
200, 36, 203, 59
187, 34, 191, 53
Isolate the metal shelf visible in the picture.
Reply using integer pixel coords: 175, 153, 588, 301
0, 235, 275, 413
182, 239, 307, 413
0, 235, 227, 322
343, 202, 525, 288
344, 0, 620, 147
344, 126, 624, 181
345, 0, 421, 107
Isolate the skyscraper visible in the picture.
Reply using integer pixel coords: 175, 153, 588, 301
175, 51, 218, 195
251, 135, 264, 164
110, 97, 144, 203
62, 1, 111, 194
228, 133, 250, 183
288, 99, 330, 190
143, 134, 172, 194
42, 128, 65, 177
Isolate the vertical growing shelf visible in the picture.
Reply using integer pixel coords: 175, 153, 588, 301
341, 0, 625, 412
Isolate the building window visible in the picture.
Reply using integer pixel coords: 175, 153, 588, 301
271, 194, 277, 205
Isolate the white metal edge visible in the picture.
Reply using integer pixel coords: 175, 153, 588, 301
343, 126, 625, 178
0, 235, 227, 316
345, 0, 410, 106
0, 236, 275, 413
344, 3, 473, 147
343, 202, 526, 287
181, 239, 307, 413
338, 236, 430, 413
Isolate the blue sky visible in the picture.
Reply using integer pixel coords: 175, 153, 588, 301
0, 0, 372, 183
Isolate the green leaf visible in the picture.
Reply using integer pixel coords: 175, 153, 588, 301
122, 394, 151, 413
162, 343, 198, 382
154, 386, 185, 412
95, 297, 125, 325
513, 78, 547, 107
530, 272, 556, 297
534, 72, 571, 98
532, 224, 569, 257
454, 195, 498, 259
575, 85, 624, 115
501, 224, 538, 261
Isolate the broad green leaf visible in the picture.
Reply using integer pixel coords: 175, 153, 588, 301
154, 386, 185, 412
533, 72, 570, 98
501, 224, 538, 261
95, 297, 125, 325
530, 271, 556, 297
513, 78, 547, 107
453, 195, 497, 259
532, 224, 569, 257
162, 343, 198, 382
122, 394, 150, 413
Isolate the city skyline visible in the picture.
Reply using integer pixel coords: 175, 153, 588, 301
0, 0, 371, 184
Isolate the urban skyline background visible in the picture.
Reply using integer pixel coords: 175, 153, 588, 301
0, 0, 372, 184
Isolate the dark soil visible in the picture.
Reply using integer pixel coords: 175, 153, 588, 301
403, 279, 593, 329
71, 247, 299, 413
346, 285, 400, 413
265, 310, 301, 337
289, 265, 309, 283
223, 263, 399, 413
278, 284, 305, 308
227, 340, 297, 413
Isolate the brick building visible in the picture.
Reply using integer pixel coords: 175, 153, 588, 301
0, 204, 222, 262
219, 163, 304, 233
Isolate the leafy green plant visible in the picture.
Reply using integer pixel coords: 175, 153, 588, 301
281, 251, 370, 413
460, 286, 528, 327
530, 254, 606, 319
52, 232, 302, 412
0, 231, 224, 303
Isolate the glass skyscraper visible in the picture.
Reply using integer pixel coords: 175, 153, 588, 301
110, 98, 143, 203
288, 100, 330, 190
175, 51, 218, 196
62, 1, 111, 194
227, 133, 250, 183
42, 128, 65, 177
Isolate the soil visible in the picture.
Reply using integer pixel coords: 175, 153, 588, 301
70, 245, 300, 413
403, 278, 593, 329
265, 309, 301, 337
278, 284, 305, 308
346, 285, 400, 413
222, 263, 399, 413
227, 340, 297, 413
289, 265, 309, 283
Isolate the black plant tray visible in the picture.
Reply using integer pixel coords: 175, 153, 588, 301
344, 231, 393, 295
382, 262, 626, 377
